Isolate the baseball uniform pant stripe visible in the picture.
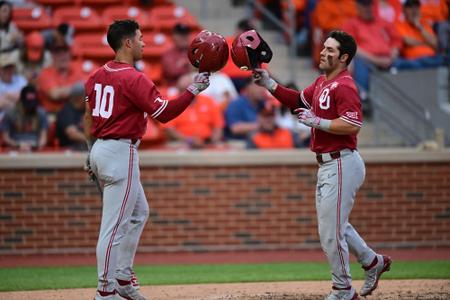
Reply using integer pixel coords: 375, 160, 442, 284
336, 158, 350, 288
102, 145, 134, 291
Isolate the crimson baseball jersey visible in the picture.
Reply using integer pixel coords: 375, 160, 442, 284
300, 70, 362, 153
85, 61, 168, 140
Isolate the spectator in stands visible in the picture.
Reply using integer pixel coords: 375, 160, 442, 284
247, 104, 304, 149
438, 0, 450, 62
18, 31, 52, 86
55, 91, 87, 151
42, 23, 75, 51
161, 23, 192, 86
202, 71, 238, 111
294, 0, 317, 57
222, 18, 256, 91
0, 52, 27, 113
374, 0, 403, 24
225, 77, 268, 140
393, 0, 443, 69
37, 41, 85, 116
1, 85, 48, 151
164, 73, 224, 149
419, 0, 448, 27
0, 0, 23, 54
342, 0, 401, 101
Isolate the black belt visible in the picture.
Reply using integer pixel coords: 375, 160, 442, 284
316, 151, 341, 164
102, 138, 139, 145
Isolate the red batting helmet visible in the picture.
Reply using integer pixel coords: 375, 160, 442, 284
231, 30, 273, 70
188, 30, 229, 73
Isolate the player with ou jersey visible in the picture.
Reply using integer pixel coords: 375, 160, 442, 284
84, 20, 210, 300
253, 31, 391, 300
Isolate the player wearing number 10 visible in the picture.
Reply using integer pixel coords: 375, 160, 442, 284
84, 20, 210, 300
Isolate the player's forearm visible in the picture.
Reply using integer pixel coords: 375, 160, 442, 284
272, 84, 303, 110
38, 130, 47, 149
326, 118, 360, 135
156, 90, 195, 123
66, 126, 87, 143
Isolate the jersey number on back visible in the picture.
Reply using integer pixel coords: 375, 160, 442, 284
93, 83, 114, 118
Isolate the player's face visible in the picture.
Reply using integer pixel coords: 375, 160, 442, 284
131, 29, 145, 61
318, 38, 342, 72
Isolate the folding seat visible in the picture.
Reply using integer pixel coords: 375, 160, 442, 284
135, 60, 162, 84
142, 32, 173, 60
102, 6, 151, 30
13, 6, 52, 32
52, 6, 104, 32
147, 5, 201, 33
72, 33, 114, 62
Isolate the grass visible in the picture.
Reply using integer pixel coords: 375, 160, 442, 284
0, 260, 449, 292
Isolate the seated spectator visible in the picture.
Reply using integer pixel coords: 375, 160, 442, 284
247, 104, 304, 149
393, 0, 442, 70
42, 23, 75, 51
164, 73, 224, 149
0, 52, 27, 113
18, 31, 52, 85
37, 41, 85, 116
225, 77, 268, 140
438, 0, 450, 61
1, 85, 48, 151
342, 0, 401, 100
55, 92, 87, 151
419, 0, 448, 27
0, 0, 23, 54
161, 23, 192, 86
139, 118, 167, 149
374, 0, 403, 24
202, 71, 238, 111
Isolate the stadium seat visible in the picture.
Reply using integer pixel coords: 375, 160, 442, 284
52, 6, 104, 32
147, 5, 200, 33
78, 0, 123, 7
73, 58, 100, 76
13, 6, 52, 32
72, 33, 114, 62
34, 0, 74, 7
102, 6, 152, 30
142, 32, 173, 60
135, 60, 162, 84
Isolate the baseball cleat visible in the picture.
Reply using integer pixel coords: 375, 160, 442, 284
116, 281, 147, 300
360, 254, 392, 296
94, 290, 122, 300
325, 287, 360, 300
131, 270, 140, 290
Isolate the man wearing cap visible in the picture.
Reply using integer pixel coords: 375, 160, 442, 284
1, 85, 48, 151
36, 42, 85, 115
19, 31, 52, 85
342, 0, 402, 102
161, 23, 192, 86
0, 52, 27, 113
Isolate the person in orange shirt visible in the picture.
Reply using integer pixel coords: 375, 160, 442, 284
420, 0, 448, 25
36, 42, 86, 116
164, 73, 224, 149
393, 0, 443, 69
247, 104, 303, 149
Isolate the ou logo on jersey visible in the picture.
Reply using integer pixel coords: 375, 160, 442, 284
319, 88, 330, 110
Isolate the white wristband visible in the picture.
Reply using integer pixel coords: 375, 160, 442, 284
318, 118, 332, 131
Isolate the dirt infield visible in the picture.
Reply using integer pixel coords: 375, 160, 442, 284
1, 280, 449, 300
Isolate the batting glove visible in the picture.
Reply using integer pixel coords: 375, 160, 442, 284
187, 72, 210, 95
252, 68, 277, 92
295, 108, 331, 131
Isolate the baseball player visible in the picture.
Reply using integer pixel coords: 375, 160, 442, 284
84, 20, 210, 300
252, 31, 392, 300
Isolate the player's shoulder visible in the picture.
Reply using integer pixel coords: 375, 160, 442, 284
334, 71, 358, 92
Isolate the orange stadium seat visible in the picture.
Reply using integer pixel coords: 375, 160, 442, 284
147, 5, 200, 33
13, 6, 52, 32
34, 0, 73, 7
78, 0, 123, 7
102, 6, 152, 30
142, 32, 173, 59
52, 6, 104, 32
135, 60, 162, 84
72, 33, 114, 62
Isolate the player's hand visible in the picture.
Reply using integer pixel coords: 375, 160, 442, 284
187, 72, 210, 95
252, 68, 277, 92
295, 108, 322, 128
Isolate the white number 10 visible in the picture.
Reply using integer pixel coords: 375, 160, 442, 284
93, 83, 114, 118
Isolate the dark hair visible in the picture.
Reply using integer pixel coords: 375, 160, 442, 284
403, 0, 421, 7
0, 1, 13, 30
237, 19, 255, 32
327, 30, 357, 66
107, 19, 140, 52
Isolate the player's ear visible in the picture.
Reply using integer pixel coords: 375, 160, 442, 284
340, 53, 349, 64
124, 38, 133, 49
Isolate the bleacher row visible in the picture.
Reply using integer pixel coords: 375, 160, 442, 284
13, 0, 202, 84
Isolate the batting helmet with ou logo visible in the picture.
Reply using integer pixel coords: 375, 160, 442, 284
231, 30, 273, 70
188, 30, 229, 73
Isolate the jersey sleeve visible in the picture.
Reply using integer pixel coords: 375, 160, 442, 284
334, 85, 363, 127
128, 73, 169, 119
300, 80, 316, 109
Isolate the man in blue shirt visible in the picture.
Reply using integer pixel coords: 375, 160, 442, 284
225, 77, 268, 140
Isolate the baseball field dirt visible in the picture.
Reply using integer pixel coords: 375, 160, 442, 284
1, 279, 449, 300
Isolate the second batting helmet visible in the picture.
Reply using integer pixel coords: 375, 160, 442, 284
231, 30, 272, 70
188, 30, 229, 73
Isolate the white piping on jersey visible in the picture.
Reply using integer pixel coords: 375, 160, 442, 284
300, 90, 311, 109
84, 96, 89, 102
339, 116, 362, 127
151, 99, 168, 119
103, 63, 133, 72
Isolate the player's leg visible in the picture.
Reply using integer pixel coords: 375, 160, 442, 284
316, 160, 353, 292
90, 140, 141, 295
116, 181, 149, 281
